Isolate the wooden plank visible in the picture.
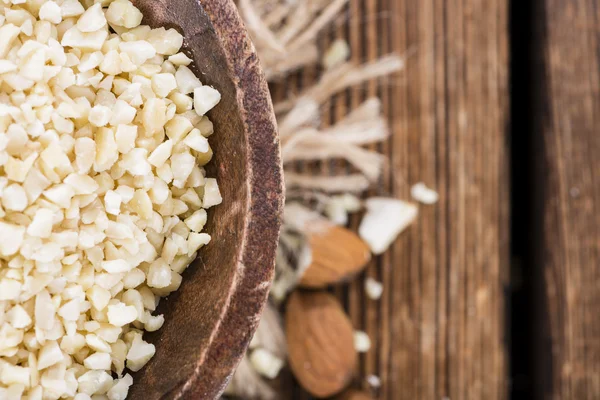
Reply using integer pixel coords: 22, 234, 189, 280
378, 1, 509, 399
273, 0, 510, 398
532, 1, 600, 398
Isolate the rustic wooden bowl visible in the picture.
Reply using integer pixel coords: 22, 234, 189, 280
127, 0, 282, 398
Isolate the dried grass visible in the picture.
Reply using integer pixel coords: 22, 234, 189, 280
226, 0, 408, 398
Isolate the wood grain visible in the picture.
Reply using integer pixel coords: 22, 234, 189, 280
532, 0, 600, 398
273, 0, 510, 398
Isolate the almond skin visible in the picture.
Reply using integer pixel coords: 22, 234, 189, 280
286, 290, 357, 398
299, 225, 371, 288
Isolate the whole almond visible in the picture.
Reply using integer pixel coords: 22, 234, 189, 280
299, 224, 371, 288
286, 290, 357, 398
335, 389, 375, 400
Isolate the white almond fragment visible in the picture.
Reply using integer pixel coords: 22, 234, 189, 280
77, 3, 107, 33
79, 51, 104, 72
123, 269, 145, 289
358, 197, 418, 255
102, 259, 134, 273
58, 298, 82, 321
187, 232, 210, 256
365, 277, 383, 300
110, 100, 136, 126
75, 137, 96, 174
61, 0, 85, 17
151, 73, 177, 98
61, 26, 108, 51
0, 279, 21, 300
193, 86, 221, 116
169, 52, 192, 66
115, 124, 138, 154
366, 374, 382, 388
126, 334, 155, 372
27, 208, 54, 238
83, 352, 112, 370
141, 98, 167, 135
6, 305, 31, 328
39, 1, 63, 24
89, 105, 112, 127
353, 331, 371, 353
87, 286, 111, 311
104, 190, 122, 215
165, 116, 193, 143
131, 189, 153, 219
43, 184, 75, 208
0, 222, 25, 256
175, 66, 202, 94
37, 341, 63, 370
64, 173, 99, 194
147, 28, 183, 55
0, 24, 21, 58
170, 152, 195, 187
106, 0, 143, 28
2, 184, 28, 211
249, 348, 284, 379
146, 258, 171, 288
184, 209, 207, 232
411, 182, 439, 204
94, 127, 119, 171
86, 334, 112, 353
0, 364, 30, 386
147, 140, 173, 168
107, 303, 138, 327
143, 314, 164, 332
78, 370, 113, 396
203, 178, 222, 208
107, 374, 133, 400
0, 60, 17, 74
183, 128, 209, 153
121, 148, 151, 176
119, 40, 156, 65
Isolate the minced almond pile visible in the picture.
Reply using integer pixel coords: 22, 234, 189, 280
0, 0, 222, 398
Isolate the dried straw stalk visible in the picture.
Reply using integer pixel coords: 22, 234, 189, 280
226, 0, 406, 397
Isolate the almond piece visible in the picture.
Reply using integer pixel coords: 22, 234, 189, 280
286, 291, 357, 398
300, 225, 371, 288
284, 203, 371, 288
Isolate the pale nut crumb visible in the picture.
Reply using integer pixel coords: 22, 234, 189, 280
359, 197, 418, 255
410, 182, 439, 204
353, 330, 371, 353
193, 86, 221, 116
364, 277, 383, 300
249, 348, 285, 379
366, 374, 382, 388
175, 65, 202, 94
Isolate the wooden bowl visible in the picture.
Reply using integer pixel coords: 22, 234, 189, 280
127, 0, 283, 398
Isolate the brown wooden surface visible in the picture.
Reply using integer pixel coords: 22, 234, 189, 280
273, 0, 510, 398
532, 0, 600, 398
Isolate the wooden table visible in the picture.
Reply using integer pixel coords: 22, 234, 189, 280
271, 0, 599, 398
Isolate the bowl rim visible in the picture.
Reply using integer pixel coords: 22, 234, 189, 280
172, 0, 283, 398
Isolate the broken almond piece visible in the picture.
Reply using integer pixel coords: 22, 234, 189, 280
411, 182, 439, 204
286, 291, 357, 398
358, 197, 418, 254
284, 203, 371, 288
